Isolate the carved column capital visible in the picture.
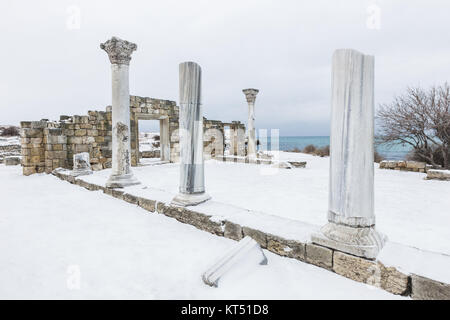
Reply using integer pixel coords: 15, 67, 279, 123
100, 37, 137, 65
243, 88, 259, 104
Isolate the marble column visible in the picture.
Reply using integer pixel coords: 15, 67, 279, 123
172, 62, 211, 206
243, 89, 259, 158
312, 49, 386, 259
101, 37, 140, 188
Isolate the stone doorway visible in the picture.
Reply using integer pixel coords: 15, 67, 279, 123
134, 115, 170, 165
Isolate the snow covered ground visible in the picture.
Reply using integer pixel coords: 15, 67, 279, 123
139, 132, 160, 152
0, 164, 403, 299
82, 152, 450, 256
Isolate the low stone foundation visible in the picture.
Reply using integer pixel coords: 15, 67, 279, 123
215, 155, 307, 169
140, 150, 160, 159
379, 160, 431, 173
426, 169, 450, 181
0, 144, 20, 164
51, 168, 450, 299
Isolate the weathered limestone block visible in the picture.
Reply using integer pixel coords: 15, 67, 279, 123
305, 243, 333, 269
224, 221, 243, 241
272, 161, 292, 169
137, 197, 156, 212
406, 161, 426, 170
267, 234, 306, 261
411, 274, 450, 300
242, 227, 267, 248
5, 156, 21, 166
287, 161, 307, 168
333, 251, 409, 295
123, 193, 139, 205
103, 188, 125, 200
176, 208, 224, 236
22, 166, 37, 176
397, 160, 407, 168
156, 202, 171, 215
426, 169, 450, 181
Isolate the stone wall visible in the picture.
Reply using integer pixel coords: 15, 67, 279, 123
379, 160, 433, 173
426, 169, 450, 181
20, 95, 245, 175
21, 112, 112, 175
0, 144, 20, 164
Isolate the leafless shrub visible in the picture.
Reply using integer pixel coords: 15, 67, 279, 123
0, 126, 19, 136
288, 147, 301, 153
315, 145, 330, 157
377, 83, 450, 169
302, 144, 317, 154
374, 150, 384, 163
153, 135, 160, 141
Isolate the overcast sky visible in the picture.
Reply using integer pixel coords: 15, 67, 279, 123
1, 0, 449, 135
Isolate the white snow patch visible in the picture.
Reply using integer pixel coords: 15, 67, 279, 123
0, 164, 404, 299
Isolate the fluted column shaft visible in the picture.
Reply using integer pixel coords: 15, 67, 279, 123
172, 62, 210, 206
312, 49, 385, 260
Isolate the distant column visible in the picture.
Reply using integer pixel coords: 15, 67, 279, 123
101, 37, 140, 188
243, 89, 259, 158
172, 62, 211, 206
312, 49, 386, 259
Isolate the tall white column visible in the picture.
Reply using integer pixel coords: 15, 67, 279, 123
172, 62, 211, 207
101, 37, 140, 188
312, 49, 386, 260
243, 89, 259, 158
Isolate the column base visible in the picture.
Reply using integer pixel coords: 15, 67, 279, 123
171, 192, 211, 207
311, 222, 387, 260
106, 173, 140, 189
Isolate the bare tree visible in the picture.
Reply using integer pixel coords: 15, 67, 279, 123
377, 83, 450, 169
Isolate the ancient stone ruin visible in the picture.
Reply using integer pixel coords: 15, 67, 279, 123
19, 96, 246, 176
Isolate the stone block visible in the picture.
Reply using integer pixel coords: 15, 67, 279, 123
426, 169, 450, 181
333, 251, 409, 295
156, 202, 169, 214
411, 274, 450, 300
267, 235, 306, 261
137, 198, 156, 212
242, 227, 267, 248
177, 209, 224, 236
91, 163, 102, 171
22, 166, 36, 176
123, 193, 139, 205
406, 161, 426, 169
224, 221, 243, 241
75, 129, 87, 136
109, 189, 124, 200
5, 156, 21, 166
305, 243, 333, 269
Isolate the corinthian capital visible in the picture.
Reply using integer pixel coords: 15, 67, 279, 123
243, 88, 259, 104
100, 37, 137, 65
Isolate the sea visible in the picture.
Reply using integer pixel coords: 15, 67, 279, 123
261, 136, 411, 160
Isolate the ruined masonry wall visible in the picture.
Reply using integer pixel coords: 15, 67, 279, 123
20, 95, 245, 175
